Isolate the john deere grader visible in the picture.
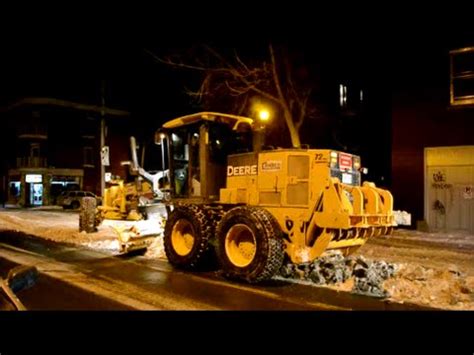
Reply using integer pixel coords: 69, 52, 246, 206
89, 112, 396, 284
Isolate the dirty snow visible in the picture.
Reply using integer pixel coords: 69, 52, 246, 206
278, 228, 474, 309
349, 229, 474, 310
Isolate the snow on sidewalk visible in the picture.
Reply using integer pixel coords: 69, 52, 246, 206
0, 208, 165, 258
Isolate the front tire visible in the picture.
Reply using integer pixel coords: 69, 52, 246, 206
216, 206, 285, 283
163, 204, 214, 270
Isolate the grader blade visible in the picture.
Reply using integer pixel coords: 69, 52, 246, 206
108, 218, 163, 255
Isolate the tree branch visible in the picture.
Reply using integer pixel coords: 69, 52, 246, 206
296, 89, 311, 130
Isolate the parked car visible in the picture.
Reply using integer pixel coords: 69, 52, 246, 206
58, 191, 102, 210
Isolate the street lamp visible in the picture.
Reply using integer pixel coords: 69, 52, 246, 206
253, 106, 272, 152
258, 109, 270, 122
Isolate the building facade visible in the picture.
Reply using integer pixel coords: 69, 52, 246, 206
0, 98, 132, 206
391, 47, 474, 232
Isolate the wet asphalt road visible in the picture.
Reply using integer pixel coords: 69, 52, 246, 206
0, 232, 430, 310
0, 258, 134, 310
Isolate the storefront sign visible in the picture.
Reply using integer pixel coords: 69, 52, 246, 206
25, 174, 42, 183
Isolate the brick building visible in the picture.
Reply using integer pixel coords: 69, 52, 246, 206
0, 97, 133, 206
391, 47, 474, 232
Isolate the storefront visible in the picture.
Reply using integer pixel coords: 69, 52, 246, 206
7, 168, 83, 207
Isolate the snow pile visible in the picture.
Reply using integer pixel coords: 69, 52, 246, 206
144, 236, 166, 259
279, 252, 398, 298
278, 250, 473, 308
393, 210, 411, 226
351, 257, 397, 298
0, 209, 167, 258
82, 235, 121, 251
0, 209, 120, 252
384, 264, 474, 310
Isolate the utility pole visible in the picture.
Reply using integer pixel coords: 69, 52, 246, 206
100, 80, 106, 197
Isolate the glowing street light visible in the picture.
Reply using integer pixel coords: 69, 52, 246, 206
259, 109, 270, 122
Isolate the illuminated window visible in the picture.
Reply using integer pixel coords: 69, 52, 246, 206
360, 89, 363, 102
339, 84, 348, 107
450, 47, 474, 106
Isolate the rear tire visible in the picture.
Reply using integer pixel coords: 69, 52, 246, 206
79, 197, 97, 233
163, 204, 215, 270
216, 206, 285, 283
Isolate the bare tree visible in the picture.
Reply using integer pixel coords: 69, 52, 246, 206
146, 44, 319, 148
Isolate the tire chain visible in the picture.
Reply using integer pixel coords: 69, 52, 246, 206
164, 203, 215, 269
217, 206, 285, 283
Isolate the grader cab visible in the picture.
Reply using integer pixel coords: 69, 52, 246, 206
155, 112, 396, 283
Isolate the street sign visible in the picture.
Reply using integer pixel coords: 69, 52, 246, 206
25, 174, 42, 183
101, 146, 110, 166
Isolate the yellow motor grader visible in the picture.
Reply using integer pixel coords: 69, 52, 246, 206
83, 138, 170, 253
152, 112, 396, 283
97, 178, 149, 222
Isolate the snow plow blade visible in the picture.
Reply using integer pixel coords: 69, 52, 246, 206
111, 225, 159, 254
310, 179, 396, 257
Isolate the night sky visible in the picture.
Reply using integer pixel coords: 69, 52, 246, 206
0, 15, 471, 138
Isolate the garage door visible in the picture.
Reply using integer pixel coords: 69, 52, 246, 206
425, 146, 474, 233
